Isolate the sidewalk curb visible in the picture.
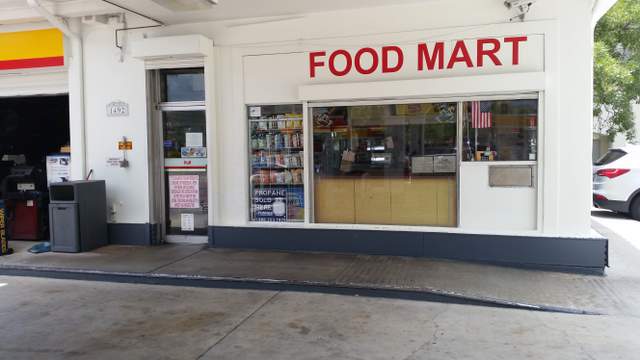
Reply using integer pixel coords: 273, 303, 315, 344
0, 264, 602, 316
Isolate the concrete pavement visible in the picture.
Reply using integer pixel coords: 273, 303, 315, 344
1, 217, 640, 315
592, 209, 640, 252
0, 210, 639, 359
0, 275, 638, 360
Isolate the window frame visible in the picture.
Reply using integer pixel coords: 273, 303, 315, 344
246, 103, 306, 224
244, 92, 541, 231
159, 67, 206, 104
460, 98, 540, 162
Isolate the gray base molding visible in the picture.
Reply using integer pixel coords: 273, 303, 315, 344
208, 226, 608, 273
108, 223, 161, 246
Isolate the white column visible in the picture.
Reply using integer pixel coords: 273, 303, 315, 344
67, 18, 86, 180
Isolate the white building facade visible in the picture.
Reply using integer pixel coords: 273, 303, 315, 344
0, 0, 617, 272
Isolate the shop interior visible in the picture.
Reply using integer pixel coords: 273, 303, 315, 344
311, 102, 458, 227
0, 95, 70, 241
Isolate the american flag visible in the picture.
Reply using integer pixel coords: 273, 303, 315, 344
471, 101, 492, 129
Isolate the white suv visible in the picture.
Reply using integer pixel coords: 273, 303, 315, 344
593, 145, 640, 220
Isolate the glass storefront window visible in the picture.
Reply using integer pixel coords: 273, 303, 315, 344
160, 68, 205, 102
462, 99, 538, 161
312, 102, 457, 227
248, 104, 304, 222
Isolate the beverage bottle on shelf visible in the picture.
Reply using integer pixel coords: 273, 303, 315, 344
259, 151, 267, 167
283, 133, 291, 148
265, 133, 273, 150
274, 133, 282, 150
284, 170, 293, 184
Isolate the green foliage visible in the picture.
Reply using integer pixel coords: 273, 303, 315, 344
594, 0, 640, 141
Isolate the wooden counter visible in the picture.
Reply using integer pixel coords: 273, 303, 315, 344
314, 176, 456, 227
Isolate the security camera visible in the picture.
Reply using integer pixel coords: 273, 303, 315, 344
504, 0, 536, 10
504, 0, 536, 21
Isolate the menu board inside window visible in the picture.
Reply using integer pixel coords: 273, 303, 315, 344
248, 104, 304, 222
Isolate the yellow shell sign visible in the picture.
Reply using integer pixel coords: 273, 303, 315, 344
0, 28, 64, 71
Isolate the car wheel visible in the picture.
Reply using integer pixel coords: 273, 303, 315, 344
631, 196, 640, 221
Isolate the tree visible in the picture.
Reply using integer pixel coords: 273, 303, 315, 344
594, 0, 640, 141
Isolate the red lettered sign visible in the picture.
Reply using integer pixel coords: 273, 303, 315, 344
309, 36, 533, 79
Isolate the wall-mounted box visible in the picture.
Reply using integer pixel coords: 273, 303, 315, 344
132, 34, 213, 61
489, 165, 535, 187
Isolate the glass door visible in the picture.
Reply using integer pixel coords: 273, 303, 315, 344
162, 110, 208, 237
154, 68, 209, 242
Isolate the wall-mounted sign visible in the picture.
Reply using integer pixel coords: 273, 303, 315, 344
169, 175, 200, 209
308, 36, 535, 79
106, 157, 121, 167
107, 101, 130, 117
0, 29, 64, 71
118, 140, 133, 150
242, 34, 544, 103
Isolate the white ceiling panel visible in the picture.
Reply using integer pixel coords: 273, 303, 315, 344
0, 0, 437, 25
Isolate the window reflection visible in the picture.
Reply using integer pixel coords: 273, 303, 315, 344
160, 68, 205, 103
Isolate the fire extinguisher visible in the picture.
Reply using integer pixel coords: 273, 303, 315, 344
0, 200, 13, 256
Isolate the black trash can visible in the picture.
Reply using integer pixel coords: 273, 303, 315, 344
49, 180, 107, 252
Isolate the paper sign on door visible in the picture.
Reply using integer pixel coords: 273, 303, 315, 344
169, 175, 200, 209
181, 213, 195, 231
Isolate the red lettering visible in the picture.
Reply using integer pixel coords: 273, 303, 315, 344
329, 49, 352, 77
447, 40, 473, 69
354, 47, 379, 75
418, 42, 444, 70
309, 51, 326, 78
382, 46, 404, 73
476, 38, 502, 67
504, 36, 527, 65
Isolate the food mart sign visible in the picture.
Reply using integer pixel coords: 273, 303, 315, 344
242, 34, 544, 103
307, 35, 543, 81
0, 29, 64, 71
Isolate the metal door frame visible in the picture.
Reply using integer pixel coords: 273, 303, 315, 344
147, 69, 208, 244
